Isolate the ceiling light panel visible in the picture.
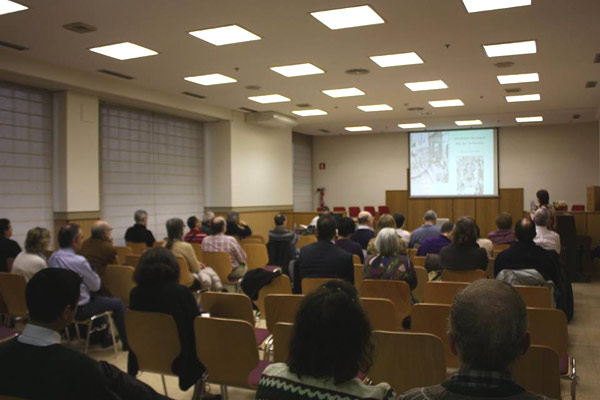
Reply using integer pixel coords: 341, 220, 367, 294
483, 40, 537, 57
270, 63, 324, 77
357, 104, 393, 112
505, 93, 540, 102
292, 109, 328, 116
463, 0, 531, 13
370, 52, 424, 67
311, 5, 384, 30
248, 94, 291, 104
429, 99, 464, 108
322, 87, 365, 98
497, 72, 539, 85
455, 120, 483, 126
189, 25, 261, 46
184, 73, 237, 86
398, 123, 426, 129
0, 0, 27, 15
89, 42, 158, 60
345, 126, 372, 132
405, 80, 448, 91
516, 116, 543, 122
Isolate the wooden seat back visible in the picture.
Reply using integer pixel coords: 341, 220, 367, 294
301, 277, 339, 294
413, 267, 428, 302
361, 297, 402, 331
527, 307, 568, 359
114, 246, 133, 265
126, 241, 148, 255
513, 345, 561, 400
514, 285, 553, 308
124, 254, 141, 270
354, 264, 363, 294
256, 275, 292, 320
103, 265, 135, 306
176, 256, 194, 288
201, 292, 255, 325
242, 243, 269, 270
273, 322, 294, 363
202, 251, 234, 283
0, 273, 27, 319
412, 256, 426, 267
264, 294, 304, 333
296, 235, 317, 249
411, 303, 457, 368
361, 279, 412, 322
424, 281, 468, 304
190, 243, 203, 262
441, 269, 487, 283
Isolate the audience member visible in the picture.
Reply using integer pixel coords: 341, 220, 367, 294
308, 205, 331, 228
487, 212, 516, 244
12, 227, 50, 281
124, 209, 156, 248
128, 248, 205, 392
256, 280, 395, 400
476, 227, 494, 259
533, 208, 561, 254
366, 214, 407, 256
351, 211, 374, 250
297, 215, 354, 290
335, 216, 364, 263
535, 189, 556, 230
0, 218, 21, 272
183, 215, 207, 244
417, 222, 453, 256
399, 279, 549, 400
49, 224, 128, 350
79, 221, 118, 278
268, 213, 298, 245
393, 213, 411, 246
0, 268, 167, 400
364, 228, 416, 290
165, 218, 222, 291
409, 210, 441, 248
201, 211, 215, 234
267, 213, 298, 271
225, 211, 252, 239
202, 216, 247, 280
440, 217, 488, 271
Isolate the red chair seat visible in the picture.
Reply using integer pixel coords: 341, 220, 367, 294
249, 359, 273, 387
349, 207, 361, 217
378, 206, 390, 215
364, 206, 376, 215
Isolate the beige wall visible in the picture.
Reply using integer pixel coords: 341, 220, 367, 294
204, 120, 233, 208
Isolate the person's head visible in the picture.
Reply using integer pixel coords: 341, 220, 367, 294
227, 211, 240, 225
134, 209, 148, 226
0, 218, 12, 238
423, 209, 438, 224
336, 217, 356, 238
515, 217, 536, 243
375, 227, 400, 256
533, 208, 549, 228
319, 206, 330, 215
496, 212, 513, 230
317, 215, 336, 241
134, 247, 180, 286
375, 214, 397, 235
288, 280, 373, 384
58, 224, 82, 251
274, 213, 287, 227
24, 227, 51, 254
90, 220, 112, 241
165, 218, 185, 249
441, 222, 454, 237
202, 211, 215, 226
26, 268, 81, 330
393, 213, 406, 230
449, 279, 529, 371
452, 217, 479, 246
187, 216, 200, 231
536, 189, 550, 206
357, 211, 373, 226
211, 216, 226, 234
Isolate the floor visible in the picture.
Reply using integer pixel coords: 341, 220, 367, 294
85, 279, 600, 400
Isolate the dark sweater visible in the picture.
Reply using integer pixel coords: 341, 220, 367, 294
351, 228, 375, 250
124, 224, 156, 248
335, 238, 365, 263
440, 243, 488, 271
226, 223, 252, 239
297, 240, 354, 290
494, 241, 559, 283
0, 237, 21, 272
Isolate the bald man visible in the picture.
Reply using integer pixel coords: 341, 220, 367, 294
79, 220, 118, 279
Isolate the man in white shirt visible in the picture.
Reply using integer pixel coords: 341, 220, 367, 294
309, 206, 330, 228
533, 208, 561, 254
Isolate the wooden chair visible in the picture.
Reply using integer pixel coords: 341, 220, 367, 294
256, 274, 292, 321
264, 294, 304, 333
493, 243, 511, 252
296, 235, 317, 249
152, 240, 165, 248
175, 256, 196, 289
126, 241, 148, 255
354, 264, 364, 294
190, 243, 203, 262
195, 317, 271, 398
361, 297, 402, 331
492, 249, 506, 258
103, 265, 135, 306
413, 266, 428, 302
124, 254, 141, 270
514, 285, 552, 308
202, 251, 240, 287
411, 303, 457, 368
114, 246, 132, 265
369, 331, 446, 394
0, 273, 27, 325
487, 257, 495, 278
352, 254, 361, 264
242, 243, 269, 270
240, 237, 262, 245
441, 269, 487, 283
301, 277, 340, 294
424, 281, 468, 304
408, 248, 418, 261
412, 256, 426, 267
513, 345, 561, 400
273, 322, 294, 363
125, 310, 180, 396
361, 280, 412, 324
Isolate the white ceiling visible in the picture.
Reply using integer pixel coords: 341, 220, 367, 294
0, 0, 599, 135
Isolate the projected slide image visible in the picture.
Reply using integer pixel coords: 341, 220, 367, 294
457, 155, 483, 195
410, 132, 449, 186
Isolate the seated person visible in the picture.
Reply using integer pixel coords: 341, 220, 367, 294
364, 228, 416, 291
350, 211, 374, 250
335, 216, 364, 263
0, 268, 167, 400
201, 211, 215, 234
79, 221, 118, 278
267, 213, 298, 271
440, 217, 488, 271
225, 211, 252, 239
128, 248, 206, 392
0, 218, 22, 272
124, 209, 156, 248
184, 215, 207, 244
268, 213, 298, 245
393, 213, 411, 246
309, 206, 330, 228
12, 227, 50, 281
49, 224, 128, 350
533, 189, 556, 230
202, 216, 247, 280
256, 280, 395, 400
399, 280, 547, 400
297, 215, 354, 291
417, 222, 453, 256
165, 218, 222, 291
366, 214, 407, 256
409, 210, 441, 248
487, 212, 517, 244
533, 208, 561, 254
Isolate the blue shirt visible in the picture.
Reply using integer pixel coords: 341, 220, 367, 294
48, 248, 100, 306
417, 234, 451, 256
410, 224, 441, 248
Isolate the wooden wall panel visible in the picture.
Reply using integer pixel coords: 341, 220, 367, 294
586, 213, 600, 246
572, 212, 587, 236
386, 190, 409, 215
475, 198, 500, 236
430, 199, 453, 221
453, 198, 476, 220
499, 188, 524, 229
240, 210, 293, 241
408, 199, 430, 230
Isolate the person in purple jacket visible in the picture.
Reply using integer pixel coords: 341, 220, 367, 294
417, 222, 454, 256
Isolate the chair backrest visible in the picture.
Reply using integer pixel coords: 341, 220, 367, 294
0, 273, 27, 318
413, 267, 428, 302
202, 251, 233, 283
349, 207, 361, 217
248, 235, 265, 244
333, 206, 346, 213
407, 248, 417, 261
296, 235, 317, 249
364, 206, 376, 215
190, 243, 203, 262
242, 243, 269, 270
412, 256, 426, 267
152, 240, 165, 248
301, 277, 339, 294
273, 322, 294, 363
352, 254, 361, 265
424, 281, 468, 304
124, 310, 180, 375
514, 285, 552, 308
411, 303, 457, 368
361, 280, 412, 322
361, 297, 402, 331
124, 254, 141, 270
114, 246, 133, 265
441, 269, 487, 283
513, 345, 561, 400
370, 331, 446, 394
493, 243, 510, 252
264, 294, 304, 332
256, 274, 292, 320
492, 249, 504, 258
241, 237, 263, 246
194, 316, 259, 388
354, 264, 363, 294
176, 256, 194, 288
126, 241, 148, 255
486, 257, 495, 278
526, 307, 568, 359
201, 292, 255, 325
378, 206, 390, 215
103, 265, 135, 306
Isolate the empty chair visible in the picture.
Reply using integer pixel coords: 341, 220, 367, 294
126, 242, 147, 255
412, 256, 426, 267
255, 274, 292, 320
571, 204, 585, 212
361, 297, 402, 331
124, 254, 141, 270
411, 303, 457, 368
424, 281, 468, 304
513, 345, 561, 400
103, 265, 135, 306
0, 273, 27, 325
333, 206, 346, 213
514, 285, 553, 308
264, 294, 304, 333
272, 322, 294, 363
242, 243, 269, 270
296, 235, 317, 249
354, 264, 363, 293
361, 280, 412, 324
114, 246, 132, 265
364, 206, 376, 215
378, 205, 390, 215
413, 266, 428, 302
202, 251, 240, 286
348, 207, 361, 218
441, 269, 487, 283
301, 277, 339, 294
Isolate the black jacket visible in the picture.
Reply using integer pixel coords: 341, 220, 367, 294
440, 243, 488, 271
124, 224, 156, 248
296, 240, 354, 293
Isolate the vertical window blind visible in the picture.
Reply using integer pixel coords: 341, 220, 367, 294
293, 133, 313, 212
